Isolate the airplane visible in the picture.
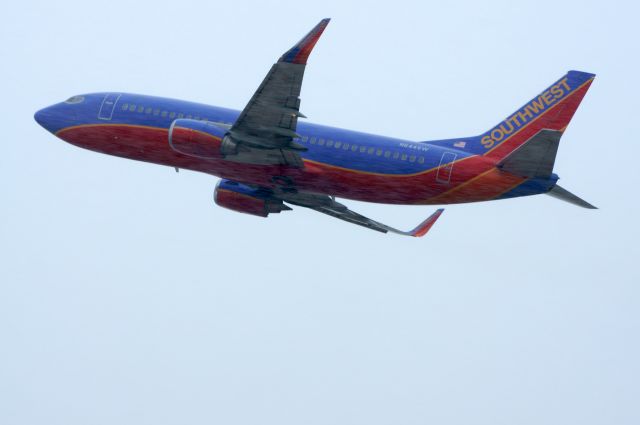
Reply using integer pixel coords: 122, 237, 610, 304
34, 18, 596, 237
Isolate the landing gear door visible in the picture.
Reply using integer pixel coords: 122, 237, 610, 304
436, 152, 457, 184
98, 93, 121, 120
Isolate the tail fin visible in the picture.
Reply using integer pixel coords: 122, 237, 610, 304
426, 71, 595, 159
481, 70, 595, 161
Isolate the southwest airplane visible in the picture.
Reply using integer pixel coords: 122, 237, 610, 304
34, 19, 596, 237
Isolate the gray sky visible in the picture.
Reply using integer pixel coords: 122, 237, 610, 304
2, 1, 639, 424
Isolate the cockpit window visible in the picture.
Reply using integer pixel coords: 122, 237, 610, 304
64, 95, 85, 104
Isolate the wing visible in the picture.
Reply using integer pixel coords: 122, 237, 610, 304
225, 18, 330, 168
278, 191, 444, 237
311, 204, 445, 237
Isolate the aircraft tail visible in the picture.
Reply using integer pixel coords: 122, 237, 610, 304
424, 71, 596, 208
426, 70, 595, 162
480, 70, 595, 162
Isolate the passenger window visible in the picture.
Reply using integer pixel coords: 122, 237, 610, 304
334, 141, 341, 148
161, 111, 168, 117
310, 137, 317, 144
129, 104, 136, 112
360, 146, 367, 153
121, 103, 129, 111
418, 156, 425, 164
409, 155, 416, 162
376, 149, 383, 156
178, 113, 184, 118
351, 145, 358, 151
401, 154, 408, 160
318, 138, 325, 146
194, 116, 200, 120
326, 140, 334, 147
153, 109, 160, 116
145, 107, 152, 114
343, 143, 349, 150
384, 151, 391, 158
137, 105, 144, 113
187, 115, 192, 119
393, 152, 400, 159
367, 147, 375, 154
169, 112, 176, 118
302, 136, 309, 142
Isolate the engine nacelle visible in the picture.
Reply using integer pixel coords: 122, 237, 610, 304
168, 119, 237, 159
214, 179, 291, 217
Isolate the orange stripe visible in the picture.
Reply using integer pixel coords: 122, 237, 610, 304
427, 168, 525, 204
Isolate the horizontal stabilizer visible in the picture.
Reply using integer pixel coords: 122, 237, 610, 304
547, 184, 597, 209
498, 129, 562, 178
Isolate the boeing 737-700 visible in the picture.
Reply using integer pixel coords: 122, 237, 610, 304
34, 18, 596, 237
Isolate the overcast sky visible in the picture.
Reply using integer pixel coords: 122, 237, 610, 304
2, 1, 639, 424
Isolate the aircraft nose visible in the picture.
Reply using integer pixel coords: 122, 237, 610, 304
34, 107, 53, 131
34, 103, 79, 134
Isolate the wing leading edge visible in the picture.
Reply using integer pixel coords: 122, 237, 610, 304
225, 19, 331, 167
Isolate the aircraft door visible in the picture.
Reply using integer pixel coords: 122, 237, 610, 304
98, 93, 121, 120
436, 152, 457, 184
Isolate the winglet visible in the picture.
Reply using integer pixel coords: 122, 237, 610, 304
279, 18, 331, 65
409, 208, 445, 237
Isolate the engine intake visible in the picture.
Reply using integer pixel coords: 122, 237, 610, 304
214, 179, 291, 217
169, 119, 237, 158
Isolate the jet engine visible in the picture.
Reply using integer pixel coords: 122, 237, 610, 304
214, 179, 291, 217
168, 119, 237, 158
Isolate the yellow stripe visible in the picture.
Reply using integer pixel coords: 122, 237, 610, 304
55, 123, 166, 136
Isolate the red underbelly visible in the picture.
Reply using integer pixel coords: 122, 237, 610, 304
56, 124, 510, 205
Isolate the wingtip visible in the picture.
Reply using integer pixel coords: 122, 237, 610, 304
279, 19, 331, 65
411, 208, 444, 237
